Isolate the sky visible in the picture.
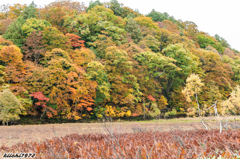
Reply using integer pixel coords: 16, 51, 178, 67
1, 0, 240, 51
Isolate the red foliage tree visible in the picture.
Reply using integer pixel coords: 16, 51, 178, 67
30, 91, 57, 118
147, 95, 156, 102
66, 33, 85, 49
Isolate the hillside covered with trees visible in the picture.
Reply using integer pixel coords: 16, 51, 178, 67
0, 0, 239, 124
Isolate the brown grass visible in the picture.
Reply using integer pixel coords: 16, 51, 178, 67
1, 117, 239, 148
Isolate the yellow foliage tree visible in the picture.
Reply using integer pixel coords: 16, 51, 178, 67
221, 85, 240, 115
182, 74, 204, 116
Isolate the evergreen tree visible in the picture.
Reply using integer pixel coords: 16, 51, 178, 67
86, 0, 103, 12
2, 17, 24, 47
2, 2, 36, 48
147, 9, 165, 22
214, 34, 230, 48
22, 1, 37, 20
110, 0, 123, 16
147, 9, 179, 24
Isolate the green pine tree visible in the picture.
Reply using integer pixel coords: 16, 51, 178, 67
86, 0, 103, 12
22, 1, 37, 20
110, 0, 123, 16
2, 16, 25, 48
2, 1, 37, 48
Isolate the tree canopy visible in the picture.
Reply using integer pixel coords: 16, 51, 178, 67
0, 0, 239, 122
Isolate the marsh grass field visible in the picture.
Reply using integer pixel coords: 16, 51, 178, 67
1, 116, 239, 147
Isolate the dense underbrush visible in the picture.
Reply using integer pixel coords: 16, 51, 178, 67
1, 129, 240, 159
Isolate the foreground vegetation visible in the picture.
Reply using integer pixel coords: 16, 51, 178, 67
0, 0, 240, 125
1, 128, 240, 158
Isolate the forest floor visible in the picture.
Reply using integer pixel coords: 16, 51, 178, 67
0, 116, 239, 147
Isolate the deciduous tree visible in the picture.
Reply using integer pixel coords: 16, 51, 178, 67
105, 46, 142, 106
64, 5, 126, 47
44, 0, 86, 13
138, 35, 160, 52
125, 18, 142, 43
42, 26, 71, 51
0, 45, 23, 66
0, 65, 5, 85
87, 61, 111, 104
30, 91, 57, 118
8, 3, 26, 19
21, 18, 51, 37
0, 89, 25, 125
69, 48, 95, 68
162, 43, 200, 99
66, 33, 85, 49
0, 18, 13, 35
22, 31, 45, 63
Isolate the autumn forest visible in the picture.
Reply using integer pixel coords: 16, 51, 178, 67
0, 0, 240, 125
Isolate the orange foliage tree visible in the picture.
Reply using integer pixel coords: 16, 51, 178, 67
39, 48, 97, 120
0, 43, 26, 84
66, 33, 85, 49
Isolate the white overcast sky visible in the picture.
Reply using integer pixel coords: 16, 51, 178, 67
2, 0, 240, 51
